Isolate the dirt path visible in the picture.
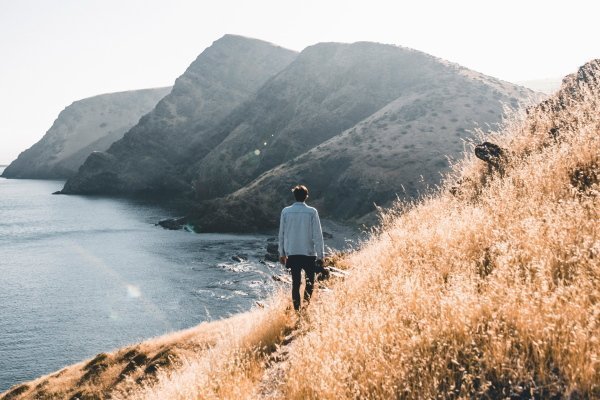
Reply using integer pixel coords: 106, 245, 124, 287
257, 267, 345, 398
256, 328, 298, 399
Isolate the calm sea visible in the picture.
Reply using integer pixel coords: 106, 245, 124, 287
0, 168, 277, 391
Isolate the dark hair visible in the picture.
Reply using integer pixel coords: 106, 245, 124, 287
292, 185, 309, 202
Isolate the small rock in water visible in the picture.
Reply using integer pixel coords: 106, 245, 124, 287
52, 191, 62, 195
264, 253, 279, 262
323, 231, 333, 239
157, 217, 186, 230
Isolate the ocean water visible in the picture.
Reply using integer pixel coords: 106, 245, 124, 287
0, 169, 278, 391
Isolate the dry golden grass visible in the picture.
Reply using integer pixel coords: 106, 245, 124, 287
277, 61, 600, 399
126, 61, 597, 400
0, 306, 294, 400
112, 294, 294, 400
3, 61, 598, 400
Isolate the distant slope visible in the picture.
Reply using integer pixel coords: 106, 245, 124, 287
187, 47, 538, 231
61, 35, 298, 195
517, 77, 562, 94
1, 87, 170, 179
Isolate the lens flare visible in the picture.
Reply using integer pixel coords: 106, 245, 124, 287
126, 284, 141, 298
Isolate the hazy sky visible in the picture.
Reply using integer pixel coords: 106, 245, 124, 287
1, 0, 598, 164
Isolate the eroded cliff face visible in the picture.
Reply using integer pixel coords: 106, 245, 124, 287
61, 35, 298, 195
1, 87, 170, 179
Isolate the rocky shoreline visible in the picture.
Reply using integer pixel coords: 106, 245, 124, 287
157, 216, 361, 261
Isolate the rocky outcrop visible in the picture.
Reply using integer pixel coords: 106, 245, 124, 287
538, 59, 600, 113
156, 217, 187, 230
1, 87, 170, 179
61, 35, 298, 195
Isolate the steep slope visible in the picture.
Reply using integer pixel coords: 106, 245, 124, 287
187, 42, 515, 200
0, 311, 287, 400
271, 59, 600, 400
189, 57, 537, 231
1, 87, 170, 179
61, 35, 297, 195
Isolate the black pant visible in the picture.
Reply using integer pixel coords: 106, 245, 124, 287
286, 255, 316, 311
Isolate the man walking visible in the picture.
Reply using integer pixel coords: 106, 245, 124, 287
278, 185, 325, 311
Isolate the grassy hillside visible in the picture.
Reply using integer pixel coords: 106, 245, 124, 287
3, 61, 598, 399
0, 310, 290, 400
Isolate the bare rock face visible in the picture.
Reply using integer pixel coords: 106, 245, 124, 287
537, 59, 600, 113
1, 87, 170, 179
61, 152, 125, 194
61, 35, 298, 195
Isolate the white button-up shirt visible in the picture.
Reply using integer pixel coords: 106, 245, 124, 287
278, 202, 325, 259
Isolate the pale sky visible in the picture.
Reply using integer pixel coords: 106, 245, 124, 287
1, 0, 598, 164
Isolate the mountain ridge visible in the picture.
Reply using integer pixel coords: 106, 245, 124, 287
1, 87, 171, 179
186, 41, 460, 200
53, 36, 538, 232
181, 42, 538, 231
61, 35, 298, 195
61, 38, 537, 206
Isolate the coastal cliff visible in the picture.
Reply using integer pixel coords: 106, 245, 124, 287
62, 37, 538, 232
1, 87, 170, 179
61, 35, 298, 195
